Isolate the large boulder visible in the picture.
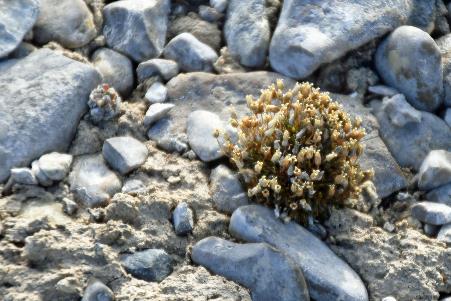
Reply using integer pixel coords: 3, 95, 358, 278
0, 49, 101, 182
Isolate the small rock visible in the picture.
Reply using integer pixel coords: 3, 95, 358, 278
122, 179, 146, 194
199, 5, 223, 23
427, 184, 451, 206
62, 198, 78, 216
383, 222, 395, 233
418, 150, 451, 191
81, 278, 114, 301
10, 168, 38, 185
88, 84, 122, 123
191, 237, 310, 301
55, 277, 81, 295
145, 82, 168, 104
210, 0, 228, 13
213, 46, 247, 74
368, 85, 399, 97
38, 152, 73, 181
163, 33, 218, 72
103, 0, 170, 62
445, 109, 451, 127
382, 297, 397, 301
186, 110, 223, 162
121, 249, 173, 282
437, 223, 451, 244
210, 165, 249, 213
172, 202, 194, 235
423, 223, 440, 237
102, 137, 149, 175
411, 202, 451, 225
31, 160, 53, 187
137, 59, 179, 82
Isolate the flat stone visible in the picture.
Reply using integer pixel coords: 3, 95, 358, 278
224, 0, 270, 67
121, 249, 173, 282
0, 49, 101, 183
210, 165, 249, 213
230, 205, 369, 301
418, 150, 451, 191
69, 154, 122, 208
0, 0, 39, 58
103, 0, 170, 62
187, 110, 223, 162
10, 168, 38, 185
375, 26, 443, 112
102, 137, 148, 175
145, 82, 168, 104
172, 202, 194, 235
137, 59, 179, 82
427, 184, 451, 206
191, 236, 309, 301
368, 85, 399, 97
437, 223, 451, 244
34, 0, 97, 48
81, 278, 114, 301
411, 202, 451, 225
144, 103, 174, 127
37, 152, 73, 181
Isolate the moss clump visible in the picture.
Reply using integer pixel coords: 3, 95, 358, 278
216, 80, 373, 225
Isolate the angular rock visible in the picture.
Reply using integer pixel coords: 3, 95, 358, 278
137, 59, 179, 82
81, 279, 114, 301
121, 249, 173, 282
92, 48, 134, 97
145, 82, 168, 104
411, 202, 451, 225
102, 137, 148, 175
437, 223, 451, 244
368, 85, 399, 97
172, 202, 194, 235
37, 152, 73, 181
224, 0, 270, 67
427, 184, 451, 206
34, 0, 97, 48
0, 0, 39, 58
375, 26, 443, 112
10, 168, 38, 185
230, 205, 368, 301
103, 0, 170, 62
31, 160, 53, 187
144, 103, 175, 127
418, 150, 451, 191
192, 237, 309, 301
210, 165, 249, 213
62, 198, 78, 216
0, 49, 101, 183
69, 154, 122, 208
163, 33, 218, 72
187, 110, 223, 162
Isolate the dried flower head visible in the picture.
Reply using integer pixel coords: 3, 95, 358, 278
88, 84, 122, 123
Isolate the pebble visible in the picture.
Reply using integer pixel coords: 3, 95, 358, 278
437, 223, 451, 244
10, 168, 38, 185
137, 59, 179, 82
144, 103, 174, 127
427, 184, 451, 206
37, 152, 73, 181
31, 160, 53, 187
81, 278, 114, 301
172, 202, 194, 235
62, 198, 78, 216
145, 82, 168, 104
411, 202, 451, 225
102, 137, 149, 175
423, 223, 440, 237
210, 0, 228, 13
122, 179, 146, 194
368, 85, 399, 97
163, 33, 218, 72
121, 249, 173, 282
418, 150, 451, 191
192, 237, 310, 301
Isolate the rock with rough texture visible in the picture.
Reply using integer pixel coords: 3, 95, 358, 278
418, 150, 451, 191
0, 49, 101, 183
137, 59, 179, 82
375, 94, 451, 170
210, 165, 249, 213
172, 202, 194, 235
10, 168, 38, 185
81, 279, 114, 301
411, 201, 451, 225
0, 0, 39, 58
192, 237, 309, 301
230, 205, 368, 301
163, 33, 218, 72
34, 0, 97, 48
92, 48, 134, 97
31, 160, 53, 186
375, 26, 443, 112
103, 0, 170, 62
187, 110, 223, 162
436, 33, 451, 107
37, 152, 73, 181
437, 223, 451, 244
102, 137, 149, 175
121, 249, 173, 282
145, 82, 168, 104
427, 184, 451, 206
224, 0, 270, 67
69, 154, 122, 208
144, 103, 175, 127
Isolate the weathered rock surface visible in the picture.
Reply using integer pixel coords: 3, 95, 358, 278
230, 205, 368, 301
436, 33, 451, 107
0, 49, 101, 182
37, 152, 73, 181
411, 201, 451, 225
137, 59, 179, 82
427, 184, 451, 206
418, 150, 451, 191
102, 137, 148, 175
121, 249, 173, 282
192, 237, 309, 301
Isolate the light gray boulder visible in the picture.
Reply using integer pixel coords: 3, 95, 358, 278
144, 103, 175, 127
210, 165, 249, 213
230, 205, 369, 301
0, 0, 39, 58
102, 137, 149, 175
34, 0, 97, 48
172, 202, 194, 235
137, 59, 179, 82
187, 110, 223, 162
427, 184, 451, 206
37, 152, 73, 181
145, 82, 168, 104
0, 49, 101, 183
121, 249, 173, 282
418, 150, 451, 191
192, 236, 309, 301
103, 0, 170, 62
411, 202, 451, 225
81, 279, 114, 301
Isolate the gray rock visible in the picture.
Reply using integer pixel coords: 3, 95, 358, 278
62, 198, 78, 216
172, 202, 194, 235
368, 85, 399, 97
145, 82, 168, 104
418, 150, 451, 191
122, 179, 146, 194
435, 33, 451, 107
375, 94, 451, 170
10, 168, 38, 185
199, 5, 223, 23
137, 59, 179, 82
0, 0, 39, 58
81, 278, 114, 301
230, 205, 369, 301
437, 223, 451, 244
31, 160, 52, 187
103, 0, 170, 62
187, 110, 223, 162
423, 223, 440, 237
224, 0, 270, 67
0, 49, 101, 183
210, 0, 228, 13
34, 0, 97, 48
445, 109, 451, 127
411, 202, 451, 225
191, 236, 309, 301
102, 137, 148, 175
121, 249, 173, 282
375, 26, 443, 112
427, 184, 451, 206
210, 165, 249, 213
147, 118, 189, 154
382, 297, 397, 301
92, 48, 134, 97
8, 42, 37, 59
38, 152, 73, 181
144, 103, 175, 127
163, 33, 218, 72
69, 154, 122, 208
